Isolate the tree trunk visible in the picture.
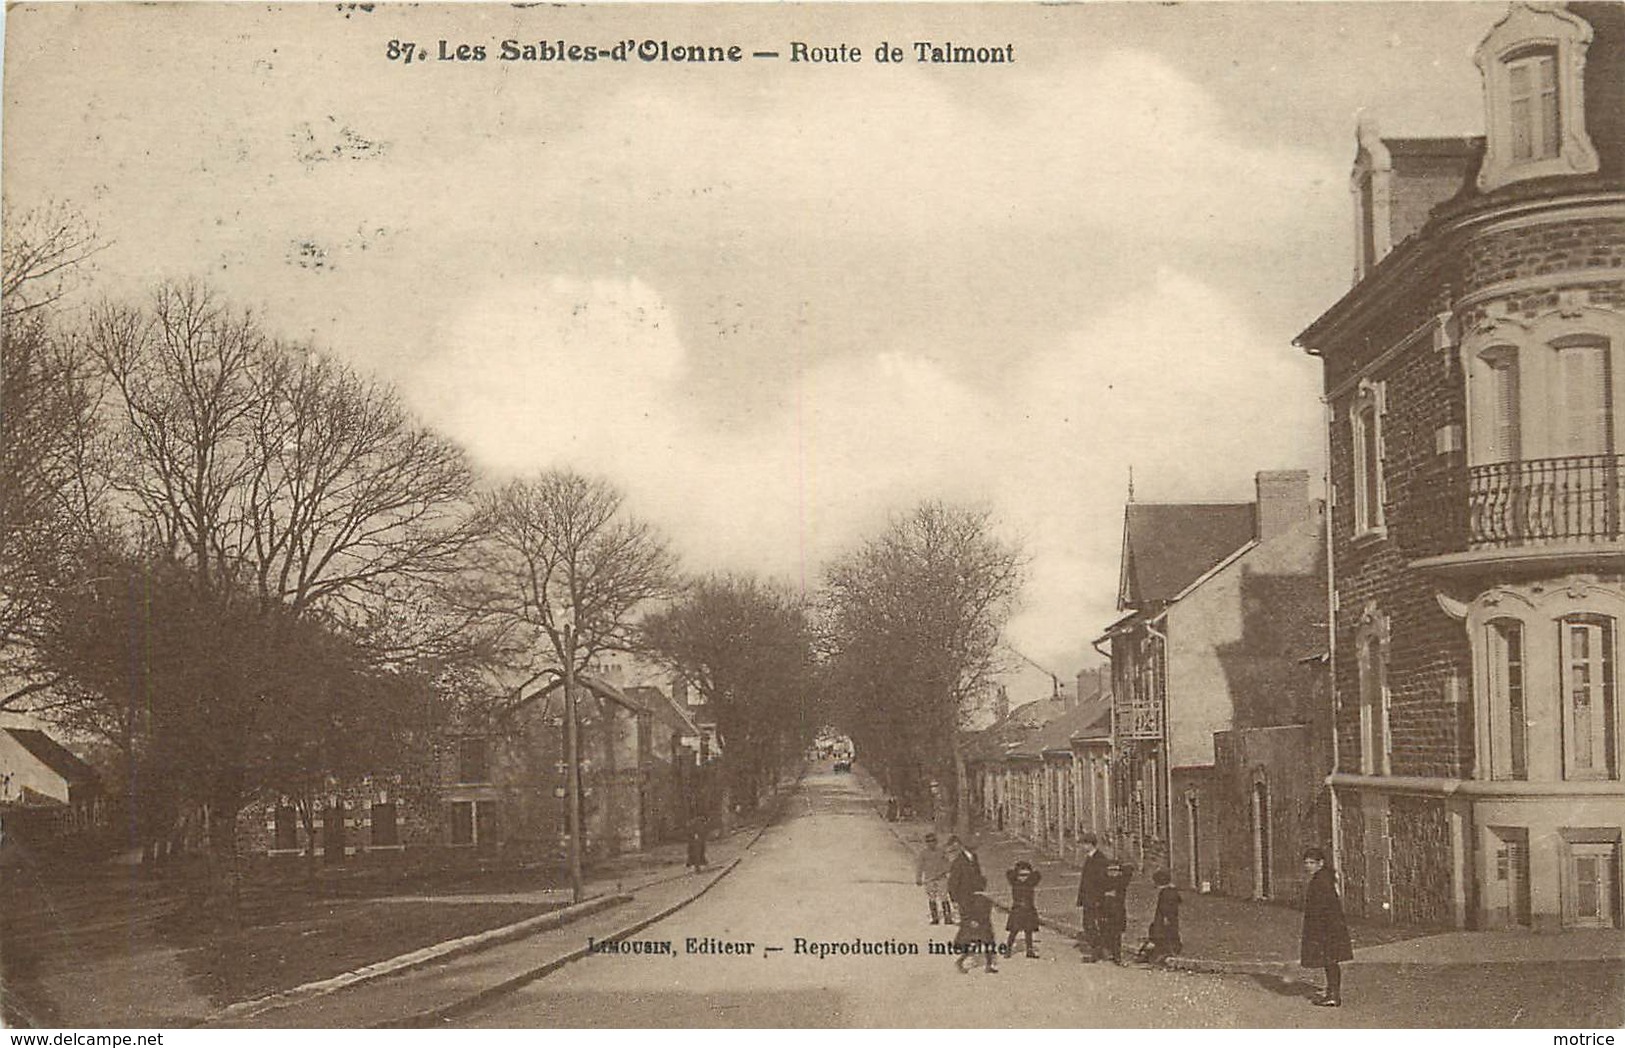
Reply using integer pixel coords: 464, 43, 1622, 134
204, 795, 243, 926
953, 739, 970, 838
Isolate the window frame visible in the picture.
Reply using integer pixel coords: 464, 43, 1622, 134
1349, 379, 1387, 540
1560, 613, 1619, 782
1355, 604, 1392, 776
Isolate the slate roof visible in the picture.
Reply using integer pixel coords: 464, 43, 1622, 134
1119, 502, 1256, 608
3, 729, 100, 788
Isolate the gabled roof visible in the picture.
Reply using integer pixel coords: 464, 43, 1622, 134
3, 729, 99, 787
625, 685, 699, 737
1118, 502, 1256, 609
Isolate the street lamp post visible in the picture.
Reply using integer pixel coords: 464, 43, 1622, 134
561, 622, 585, 904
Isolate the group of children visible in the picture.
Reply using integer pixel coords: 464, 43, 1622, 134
917, 835, 1351, 1007
916, 834, 1182, 975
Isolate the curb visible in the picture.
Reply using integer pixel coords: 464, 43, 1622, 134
377, 854, 749, 1027
378, 786, 791, 1027
200, 891, 633, 1027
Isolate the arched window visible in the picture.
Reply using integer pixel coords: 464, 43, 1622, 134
1356, 605, 1391, 776
1487, 347, 1522, 463
1349, 380, 1386, 537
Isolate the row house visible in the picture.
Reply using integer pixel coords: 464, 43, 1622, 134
1296, 1, 1625, 929
966, 676, 1112, 862
1097, 471, 1331, 897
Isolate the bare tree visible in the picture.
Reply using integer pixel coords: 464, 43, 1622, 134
823, 501, 1023, 832
467, 469, 678, 683
51, 282, 481, 915
0, 204, 107, 709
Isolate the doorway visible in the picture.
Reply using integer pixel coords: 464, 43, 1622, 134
1251, 782, 1272, 899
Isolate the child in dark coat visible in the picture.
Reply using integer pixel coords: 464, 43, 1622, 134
1004, 860, 1042, 958
1100, 860, 1132, 964
953, 891, 999, 974
1140, 868, 1182, 964
1300, 847, 1353, 1007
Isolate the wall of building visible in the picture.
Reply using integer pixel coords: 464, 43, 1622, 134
0, 734, 70, 806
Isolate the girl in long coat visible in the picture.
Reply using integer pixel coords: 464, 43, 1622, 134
1300, 847, 1353, 1007
1004, 860, 1042, 958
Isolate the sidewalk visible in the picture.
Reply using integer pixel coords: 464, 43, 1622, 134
860, 784, 1625, 977
204, 829, 760, 1028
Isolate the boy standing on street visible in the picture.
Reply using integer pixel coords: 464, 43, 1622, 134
916, 832, 954, 924
1300, 847, 1353, 1007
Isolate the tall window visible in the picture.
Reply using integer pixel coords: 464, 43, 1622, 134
1562, 615, 1618, 781
1484, 348, 1522, 463
274, 804, 298, 851
1557, 339, 1614, 457
457, 737, 489, 784
1487, 620, 1528, 780
1357, 610, 1391, 775
1507, 47, 1560, 162
1350, 382, 1386, 536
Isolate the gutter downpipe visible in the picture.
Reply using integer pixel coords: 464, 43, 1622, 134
1091, 634, 1116, 851
1321, 392, 1344, 882
1145, 614, 1173, 872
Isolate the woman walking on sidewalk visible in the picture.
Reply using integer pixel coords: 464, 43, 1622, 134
1300, 846, 1352, 1007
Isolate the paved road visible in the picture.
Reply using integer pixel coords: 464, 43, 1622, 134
458, 767, 1623, 1028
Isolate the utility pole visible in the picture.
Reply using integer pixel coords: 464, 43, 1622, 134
562, 622, 584, 904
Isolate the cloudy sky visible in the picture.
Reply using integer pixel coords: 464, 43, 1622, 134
3, 2, 1503, 683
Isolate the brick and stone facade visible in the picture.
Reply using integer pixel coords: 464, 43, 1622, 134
1298, 1, 1625, 931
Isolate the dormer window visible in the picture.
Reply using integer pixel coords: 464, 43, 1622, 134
1506, 47, 1559, 162
1475, 3, 1598, 192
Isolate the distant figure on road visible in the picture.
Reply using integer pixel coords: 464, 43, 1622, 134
1139, 868, 1182, 965
686, 815, 708, 872
1004, 860, 1042, 958
916, 832, 954, 925
1074, 831, 1111, 963
946, 835, 986, 916
953, 891, 999, 974
1300, 846, 1352, 1008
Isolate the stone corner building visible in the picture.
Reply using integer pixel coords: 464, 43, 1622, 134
1296, 1, 1625, 931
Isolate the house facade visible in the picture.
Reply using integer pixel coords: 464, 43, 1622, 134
1296, 1, 1625, 929
1098, 472, 1330, 896
240, 675, 706, 866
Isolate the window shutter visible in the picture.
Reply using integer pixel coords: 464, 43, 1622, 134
1560, 342, 1612, 456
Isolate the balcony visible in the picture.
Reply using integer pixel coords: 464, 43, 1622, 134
1412, 454, 1625, 576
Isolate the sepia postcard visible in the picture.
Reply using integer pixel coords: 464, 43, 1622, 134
2, 0, 1623, 1033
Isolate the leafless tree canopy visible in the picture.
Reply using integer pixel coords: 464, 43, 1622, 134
0, 204, 106, 709
2, 202, 102, 319
86, 283, 480, 636
468, 469, 678, 687
824, 500, 1024, 815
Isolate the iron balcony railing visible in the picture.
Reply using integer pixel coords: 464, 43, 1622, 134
1469, 453, 1625, 547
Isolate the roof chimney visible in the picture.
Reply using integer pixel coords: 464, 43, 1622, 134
1255, 470, 1311, 543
